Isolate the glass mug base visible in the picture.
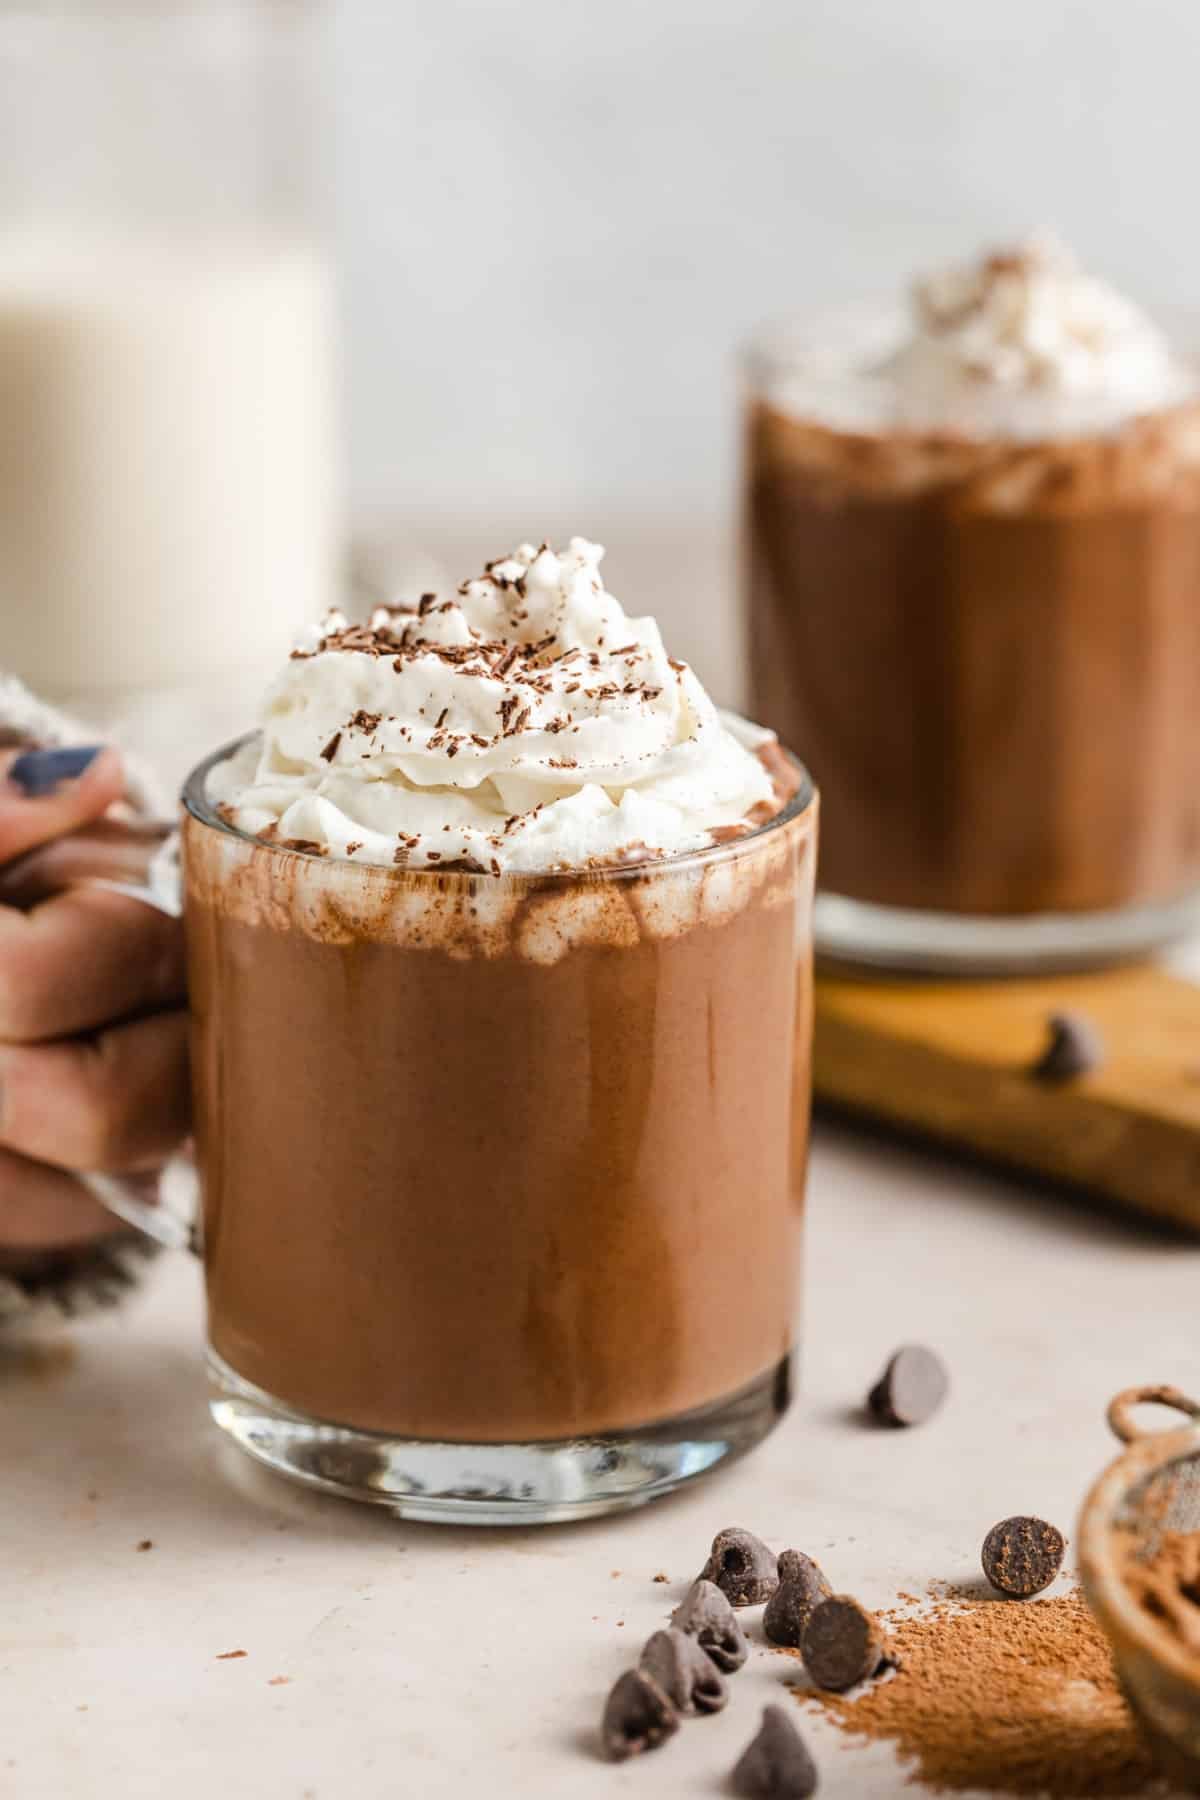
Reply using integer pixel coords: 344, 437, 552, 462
815, 885, 1200, 978
207, 1349, 795, 1525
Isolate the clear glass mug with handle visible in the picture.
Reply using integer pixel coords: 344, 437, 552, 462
9, 738, 818, 1525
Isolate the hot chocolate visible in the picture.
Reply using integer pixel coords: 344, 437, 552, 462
745, 238, 1200, 963
184, 539, 816, 1517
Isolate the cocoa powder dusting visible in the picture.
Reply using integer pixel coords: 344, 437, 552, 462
795, 1589, 1162, 1796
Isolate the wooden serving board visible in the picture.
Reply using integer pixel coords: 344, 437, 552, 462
813, 963, 1200, 1232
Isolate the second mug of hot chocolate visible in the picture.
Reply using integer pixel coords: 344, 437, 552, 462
184, 539, 817, 1523
745, 236, 1200, 972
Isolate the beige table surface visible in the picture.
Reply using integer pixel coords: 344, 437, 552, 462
6, 1117, 1198, 1800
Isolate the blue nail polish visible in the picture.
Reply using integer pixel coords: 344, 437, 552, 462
9, 745, 103, 796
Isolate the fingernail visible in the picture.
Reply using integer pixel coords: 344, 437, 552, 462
8, 745, 104, 796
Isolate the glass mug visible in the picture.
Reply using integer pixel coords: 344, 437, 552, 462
743, 306, 1200, 975
25, 735, 818, 1525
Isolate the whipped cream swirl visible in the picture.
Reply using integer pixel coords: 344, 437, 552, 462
209, 538, 779, 872
888, 233, 1181, 410
761, 234, 1195, 439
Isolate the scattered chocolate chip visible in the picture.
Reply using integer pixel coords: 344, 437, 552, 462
670, 1578, 748, 1673
319, 730, 341, 763
981, 1516, 1065, 1598
135, 1539, 153, 1552
1030, 1012, 1104, 1082
867, 1345, 949, 1428
731, 1704, 819, 1798
763, 1551, 833, 1647
639, 1627, 728, 1715
216, 1649, 247, 1661
699, 1527, 779, 1608
600, 1668, 679, 1761
801, 1596, 885, 1691
652, 1571, 669, 1584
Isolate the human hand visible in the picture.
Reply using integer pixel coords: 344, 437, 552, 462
0, 747, 189, 1260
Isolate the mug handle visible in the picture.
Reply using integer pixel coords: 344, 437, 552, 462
81, 1164, 198, 1255
0, 820, 198, 1256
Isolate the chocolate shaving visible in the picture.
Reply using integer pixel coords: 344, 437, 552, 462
437, 855, 488, 874
320, 731, 342, 763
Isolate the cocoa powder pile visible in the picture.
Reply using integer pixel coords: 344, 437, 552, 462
795, 1588, 1163, 1797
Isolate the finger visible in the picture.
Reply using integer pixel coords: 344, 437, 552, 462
0, 1147, 117, 1251
0, 1010, 190, 1173
0, 885, 185, 1042
0, 818, 170, 910
0, 747, 125, 865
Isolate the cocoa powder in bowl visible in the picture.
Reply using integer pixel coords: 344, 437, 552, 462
1122, 1529, 1200, 1652
792, 1588, 1162, 1796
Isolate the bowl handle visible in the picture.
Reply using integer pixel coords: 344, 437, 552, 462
1107, 1385, 1200, 1443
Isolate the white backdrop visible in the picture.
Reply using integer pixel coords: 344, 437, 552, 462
331, 0, 1199, 697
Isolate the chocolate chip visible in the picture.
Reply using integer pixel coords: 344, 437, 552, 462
699, 1526, 779, 1608
639, 1627, 728, 1715
867, 1345, 949, 1428
1031, 1012, 1104, 1082
801, 1595, 885, 1691
731, 1704, 819, 1798
600, 1668, 679, 1760
763, 1551, 833, 1647
981, 1516, 1065, 1598
670, 1578, 749, 1673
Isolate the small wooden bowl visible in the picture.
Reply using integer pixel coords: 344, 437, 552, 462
1079, 1385, 1200, 1790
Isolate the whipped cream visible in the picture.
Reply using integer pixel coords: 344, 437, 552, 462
760, 235, 1195, 440
890, 234, 1179, 405
208, 538, 780, 873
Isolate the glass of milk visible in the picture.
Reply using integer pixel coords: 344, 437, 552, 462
0, 1, 339, 767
